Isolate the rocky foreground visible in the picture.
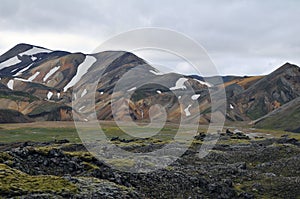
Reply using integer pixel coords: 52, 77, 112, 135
0, 131, 300, 199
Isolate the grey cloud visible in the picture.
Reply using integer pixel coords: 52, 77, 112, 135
0, 0, 300, 75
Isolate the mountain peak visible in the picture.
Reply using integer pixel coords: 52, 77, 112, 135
0, 43, 52, 63
13, 43, 50, 50
0, 43, 33, 60
276, 62, 299, 71
5, 43, 51, 54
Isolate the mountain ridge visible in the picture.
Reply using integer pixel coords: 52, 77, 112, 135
0, 43, 299, 132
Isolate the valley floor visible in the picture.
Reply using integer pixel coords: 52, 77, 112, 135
0, 122, 300, 198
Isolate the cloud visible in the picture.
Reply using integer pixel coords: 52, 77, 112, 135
0, 0, 300, 75
0, 31, 99, 53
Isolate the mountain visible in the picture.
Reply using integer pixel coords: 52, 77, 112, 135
0, 43, 211, 123
226, 62, 300, 121
0, 43, 299, 132
253, 97, 300, 133
0, 43, 82, 121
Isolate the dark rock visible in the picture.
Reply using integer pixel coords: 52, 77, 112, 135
48, 149, 63, 157
55, 139, 70, 144
226, 129, 233, 135
238, 192, 254, 199
194, 132, 206, 141
1, 135, 299, 198
110, 136, 119, 142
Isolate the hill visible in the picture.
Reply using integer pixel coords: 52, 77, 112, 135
0, 43, 300, 132
253, 97, 300, 132
226, 62, 300, 121
0, 43, 211, 123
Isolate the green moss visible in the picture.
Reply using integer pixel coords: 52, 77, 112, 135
233, 183, 243, 193
0, 152, 13, 163
234, 176, 300, 199
106, 158, 135, 169
165, 166, 174, 171
33, 146, 54, 155
0, 164, 77, 196
217, 139, 251, 145
64, 151, 94, 161
192, 140, 203, 145
81, 162, 100, 170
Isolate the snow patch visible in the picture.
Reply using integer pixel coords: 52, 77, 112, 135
11, 68, 18, 73
100, 91, 104, 95
230, 104, 234, 109
178, 96, 182, 99
57, 93, 60, 99
81, 89, 87, 97
194, 79, 212, 87
31, 56, 37, 61
149, 70, 164, 75
128, 87, 136, 92
13, 64, 32, 77
156, 90, 162, 94
184, 104, 192, 117
47, 91, 53, 100
14, 77, 30, 82
63, 56, 97, 92
0, 56, 21, 70
19, 47, 51, 57
170, 78, 188, 90
7, 80, 14, 90
27, 71, 40, 82
43, 66, 60, 82
79, 106, 86, 111
191, 94, 201, 100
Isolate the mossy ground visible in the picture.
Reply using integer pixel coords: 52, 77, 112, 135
0, 164, 77, 196
0, 122, 299, 198
234, 176, 300, 199
0, 127, 80, 143
106, 158, 136, 169
63, 151, 95, 161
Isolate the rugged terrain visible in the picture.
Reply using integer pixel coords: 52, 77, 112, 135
0, 43, 300, 198
0, 43, 299, 132
226, 63, 300, 122
0, 129, 299, 198
0, 43, 211, 124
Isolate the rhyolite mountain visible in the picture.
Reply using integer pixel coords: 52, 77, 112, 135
225, 62, 300, 132
0, 43, 299, 132
253, 97, 300, 133
0, 43, 210, 123
226, 63, 300, 121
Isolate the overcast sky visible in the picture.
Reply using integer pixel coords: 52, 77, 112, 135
0, 0, 300, 75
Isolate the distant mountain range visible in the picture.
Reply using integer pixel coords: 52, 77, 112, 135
0, 43, 299, 132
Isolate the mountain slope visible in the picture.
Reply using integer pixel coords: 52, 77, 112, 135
0, 109, 32, 123
253, 97, 300, 133
0, 44, 212, 123
0, 43, 299, 130
227, 63, 300, 121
